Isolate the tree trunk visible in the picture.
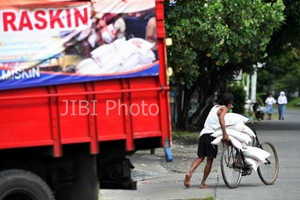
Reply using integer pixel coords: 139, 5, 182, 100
188, 76, 223, 129
176, 87, 194, 130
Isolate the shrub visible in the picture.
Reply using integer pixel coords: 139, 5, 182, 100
228, 82, 246, 114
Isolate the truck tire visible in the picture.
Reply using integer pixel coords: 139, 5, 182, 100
0, 169, 55, 200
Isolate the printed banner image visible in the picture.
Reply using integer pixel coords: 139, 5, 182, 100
0, 0, 159, 90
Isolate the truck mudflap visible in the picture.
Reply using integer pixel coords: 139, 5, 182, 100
98, 157, 137, 190
164, 147, 173, 162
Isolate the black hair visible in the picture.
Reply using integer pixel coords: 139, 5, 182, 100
219, 92, 234, 106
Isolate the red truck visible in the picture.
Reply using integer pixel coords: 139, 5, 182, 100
0, 0, 172, 199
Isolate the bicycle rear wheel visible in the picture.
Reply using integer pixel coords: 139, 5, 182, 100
221, 145, 242, 189
258, 142, 279, 185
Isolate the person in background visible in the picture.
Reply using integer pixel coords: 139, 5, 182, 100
145, 17, 158, 60
277, 91, 288, 120
184, 92, 234, 189
265, 93, 276, 120
94, 13, 126, 45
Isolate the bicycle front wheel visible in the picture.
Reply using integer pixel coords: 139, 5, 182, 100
258, 142, 279, 185
221, 145, 242, 189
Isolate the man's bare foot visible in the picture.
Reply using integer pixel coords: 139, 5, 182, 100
200, 184, 210, 189
184, 173, 191, 188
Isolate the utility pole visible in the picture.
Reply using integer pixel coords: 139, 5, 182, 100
250, 67, 257, 102
250, 62, 264, 102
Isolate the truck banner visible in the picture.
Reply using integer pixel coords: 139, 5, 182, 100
0, 0, 158, 90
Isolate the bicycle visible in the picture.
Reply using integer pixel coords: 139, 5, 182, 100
220, 121, 279, 189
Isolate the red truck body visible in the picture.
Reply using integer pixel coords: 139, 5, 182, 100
0, 1, 171, 199
0, 73, 171, 155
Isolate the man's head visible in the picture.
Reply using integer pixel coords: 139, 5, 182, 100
220, 92, 234, 107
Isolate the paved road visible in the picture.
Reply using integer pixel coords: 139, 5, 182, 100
100, 110, 300, 200
216, 110, 300, 200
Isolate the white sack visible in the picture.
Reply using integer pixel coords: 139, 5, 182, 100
76, 58, 104, 74
211, 129, 222, 137
121, 51, 155, 71
211, 136, 222, 146
227, 123, 256, 137
242, 146, 270, 162
76, 38, 155, 74
211, 129, 251, 144
244, 157, 263, 171
211, 135, 243, 150
89, 37, 155, 74
229, 136, 243, 149
127, 38, 155, 55
225, 113, 249, 125
76, 57, 123, 74
211, 113, 249, 131
91, 38, 124, 68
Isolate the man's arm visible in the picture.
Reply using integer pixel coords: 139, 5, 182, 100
218, 107, 230, 142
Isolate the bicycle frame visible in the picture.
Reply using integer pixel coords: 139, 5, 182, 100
247, 121, 262, 147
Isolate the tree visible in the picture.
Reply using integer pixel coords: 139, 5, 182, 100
164, 0, 285, 130
257, 0, 300, 97
258, 49, 300, 93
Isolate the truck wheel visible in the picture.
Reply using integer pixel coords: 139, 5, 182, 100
0, 169, 55, 200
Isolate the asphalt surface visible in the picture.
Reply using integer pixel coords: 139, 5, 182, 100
100, 110, 300, 200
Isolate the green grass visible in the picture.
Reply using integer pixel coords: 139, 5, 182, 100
172, 131, 199, 142
172, 131, 199, 137
181, 196, 215, 200
286, 97, 300, 110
